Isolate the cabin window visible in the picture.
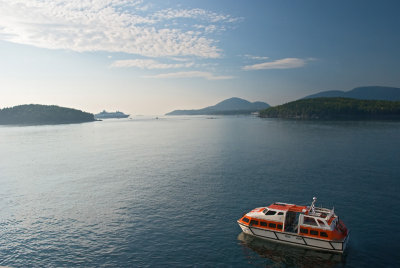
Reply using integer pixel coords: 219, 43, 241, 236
278, 212, 284, 215
303, 216, 318, 226
260, 221, 268, 227
310, 230, 318, 236
317, 219, 326, 227
300, 228, 308, 234
265, 210, 277, 216
268, 223, 276, 228
277, 224, 283, 229
242, 217, 250, 223
320, 232, 328, 237
250, 220, 259, 226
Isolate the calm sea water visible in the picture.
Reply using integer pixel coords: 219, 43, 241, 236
0, 116, 399, 267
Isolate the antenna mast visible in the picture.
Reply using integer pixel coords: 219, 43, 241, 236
310, 197, 317, 214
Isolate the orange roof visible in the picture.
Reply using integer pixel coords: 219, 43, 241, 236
267, 203, 307, 213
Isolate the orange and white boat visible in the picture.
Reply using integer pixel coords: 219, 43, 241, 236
237, 197, 349, 253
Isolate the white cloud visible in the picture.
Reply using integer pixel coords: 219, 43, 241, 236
168, 57, 192, 62
111, 59, 194, 69
244, 54, 270, 60
152, 8, 240, 23
194, 24, 221, 34
243, 58, 307, 70
145, 71, 233, 80
0, 0, 238, 58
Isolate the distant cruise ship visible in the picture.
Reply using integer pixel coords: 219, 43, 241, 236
95, 110, 130, 119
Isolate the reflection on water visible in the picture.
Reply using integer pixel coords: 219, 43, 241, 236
237, 232, 346, 268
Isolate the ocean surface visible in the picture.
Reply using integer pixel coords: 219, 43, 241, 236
0, 116, 399, 267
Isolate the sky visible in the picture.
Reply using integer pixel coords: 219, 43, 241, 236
1, 0, 400, 115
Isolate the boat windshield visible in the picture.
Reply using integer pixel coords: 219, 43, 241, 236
303, 216, 318, 226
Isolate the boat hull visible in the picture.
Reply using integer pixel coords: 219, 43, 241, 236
238, 221, 349, 253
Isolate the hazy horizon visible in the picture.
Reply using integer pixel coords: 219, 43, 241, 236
1, 0, 400, 115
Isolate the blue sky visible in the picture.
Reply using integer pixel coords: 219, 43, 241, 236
1, 0, 399, 115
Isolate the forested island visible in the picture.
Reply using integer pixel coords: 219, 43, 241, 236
166, 97, 269, 115
0, 104, 95, 125
259, 98, 400, 120
302, 86, 400, 101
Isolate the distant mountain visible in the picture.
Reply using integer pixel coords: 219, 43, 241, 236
303, 86, 400, 101
166, 97, 270, 115
95, 110, 129, 119
259, 98, 400, 120
0, 104, 95, 125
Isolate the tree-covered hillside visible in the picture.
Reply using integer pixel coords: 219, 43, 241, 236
259, 98, 400, 120
0, 104, 95, 125
302, 86, 400, 101
166, 97, 269, 115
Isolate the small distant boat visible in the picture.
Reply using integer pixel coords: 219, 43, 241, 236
95, 110, 129, 119
237, 197, 349, 253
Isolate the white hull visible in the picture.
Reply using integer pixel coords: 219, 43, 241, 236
238, 222, 349, 253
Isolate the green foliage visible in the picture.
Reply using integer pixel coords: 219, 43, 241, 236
0, 104, 95, 125
259, 98, 400, 120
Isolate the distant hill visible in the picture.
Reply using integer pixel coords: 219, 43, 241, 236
303, 86, 400, 101
166, 97, 270, 115
259, 98, 400, 120
0, 104, 95, 125
95, 110, 129, 119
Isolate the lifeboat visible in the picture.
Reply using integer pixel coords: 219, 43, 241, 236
237, 197, 349, 253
